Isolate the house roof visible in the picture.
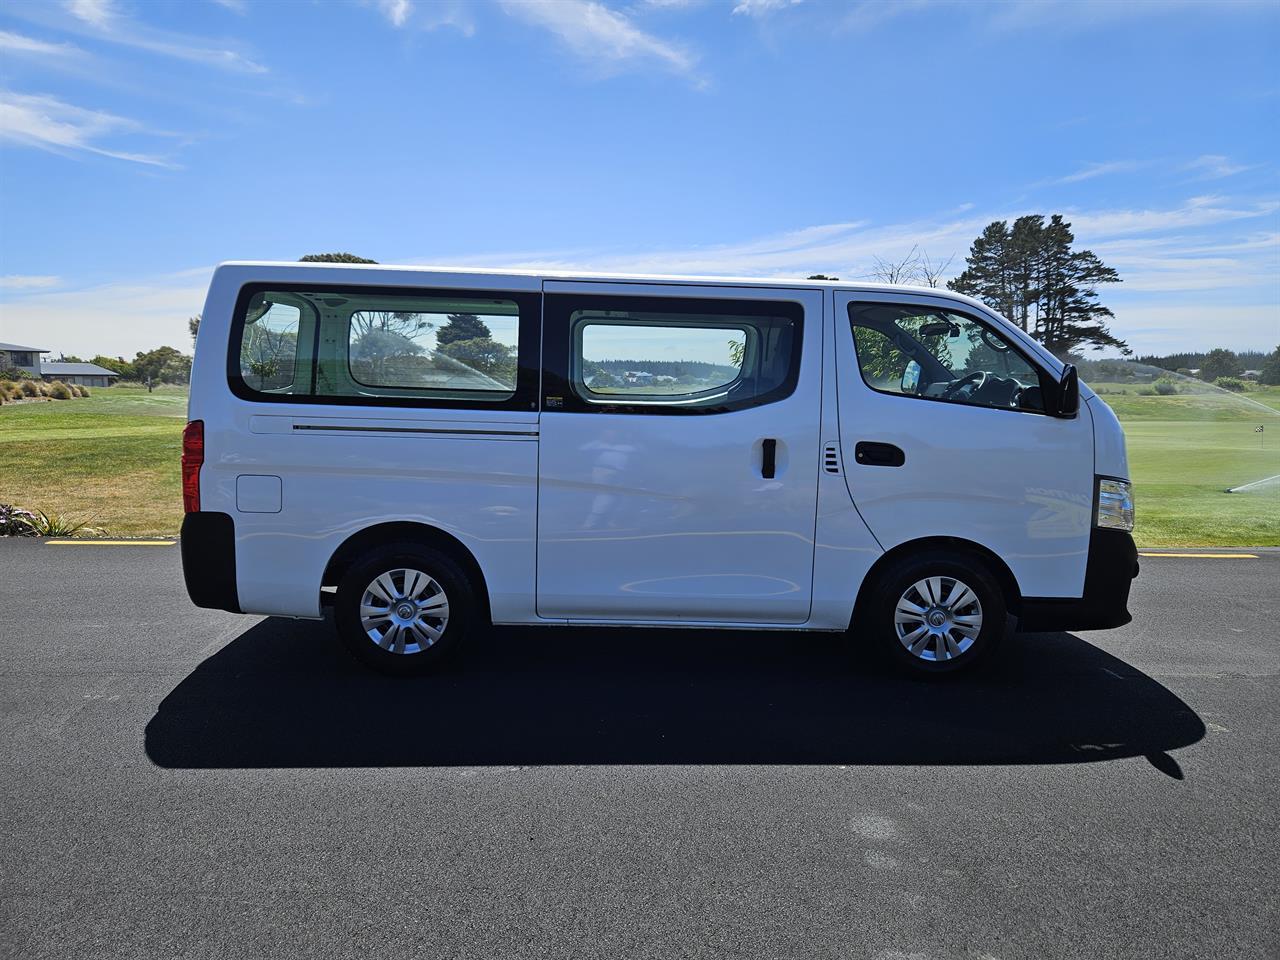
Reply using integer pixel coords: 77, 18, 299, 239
0, 342, 49, 353
41, 362, 119, 377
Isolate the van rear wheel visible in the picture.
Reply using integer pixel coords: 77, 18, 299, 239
864, 551, 1007, 676
335, 543, 475, 675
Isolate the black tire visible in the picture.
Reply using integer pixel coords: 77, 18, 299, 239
862, 549, 1008, 676
334, 542, 476, 675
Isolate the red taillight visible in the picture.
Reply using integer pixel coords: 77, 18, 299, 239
181, 420, 204, 513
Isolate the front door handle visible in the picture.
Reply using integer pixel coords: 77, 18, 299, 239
854, 441, 905, 467
761, 438, 777, 479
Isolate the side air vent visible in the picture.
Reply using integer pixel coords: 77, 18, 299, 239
823, 441, 842, 475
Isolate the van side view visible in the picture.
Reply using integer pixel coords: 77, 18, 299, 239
181, 263, 1138, 676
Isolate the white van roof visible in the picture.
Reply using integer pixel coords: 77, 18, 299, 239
215, 260, 959, 298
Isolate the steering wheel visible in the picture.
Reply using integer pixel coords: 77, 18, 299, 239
940, 370, 987, 400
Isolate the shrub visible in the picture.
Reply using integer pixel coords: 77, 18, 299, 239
1153, 379, 1178, 396
1136, 387, 1157, 396
80, 385, 91, 397
0, 366, 31, 380
19, 380, 40, 398
1213, 376, 1248, 392
69, 384, 84, 397
20, 509, 98, 537
0, 505, 39, 537
48, 381, 73, 400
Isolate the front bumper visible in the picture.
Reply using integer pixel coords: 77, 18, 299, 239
180, 511, 240, 613
1018, 528, 1138, 632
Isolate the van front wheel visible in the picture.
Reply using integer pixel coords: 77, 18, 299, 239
335, 544, 474, 675
865, 552, 1007, 675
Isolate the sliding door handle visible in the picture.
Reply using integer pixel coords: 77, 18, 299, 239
854, 441, 905, 467
761, 438, 777, 478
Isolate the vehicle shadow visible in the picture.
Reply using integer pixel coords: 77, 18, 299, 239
145, 617, 1204, 770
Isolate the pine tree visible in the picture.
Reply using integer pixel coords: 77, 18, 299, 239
949, 215, 1127, 356
436, 314, 492, 346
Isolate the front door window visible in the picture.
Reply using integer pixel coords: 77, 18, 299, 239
850, 304, 1046, 412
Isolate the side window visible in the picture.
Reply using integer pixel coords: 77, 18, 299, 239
550, 296, 802, 413
578, 322, 746, 402
849, 303, 1046, 413
231, 286, 537, 409
346, 307, 519, 398
239, 299, 304, 393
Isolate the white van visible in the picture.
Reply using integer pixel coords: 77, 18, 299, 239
182, 262, 1137, 675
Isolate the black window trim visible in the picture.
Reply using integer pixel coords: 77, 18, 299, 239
847, 299, 1056, 417
543, 293, 804, 416
227, 281, 541, 412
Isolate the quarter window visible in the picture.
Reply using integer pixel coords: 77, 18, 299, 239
849, 303, 1046, 413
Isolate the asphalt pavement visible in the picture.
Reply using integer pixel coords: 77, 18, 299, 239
1, 541, 1277, 959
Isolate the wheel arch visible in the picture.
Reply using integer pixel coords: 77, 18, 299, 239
321, 521, 492, 624
851, 536, 1022, 630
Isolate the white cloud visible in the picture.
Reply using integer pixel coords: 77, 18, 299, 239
1067, 196, 1280, 237
0, 30, 81, 57
1185, 154, 1252, 180
210, 0, 247, 12
66, 0, 115, 28
1050, 160, 1142, 184
732, 0, 801, 16
1094, 304, 1279, 355
0, 91, 174, 167
58, 0, 266, 73
378, 0, 412, 27
500, 0, 698, 81
0, 269, 210, 358
0, 276, 61, 290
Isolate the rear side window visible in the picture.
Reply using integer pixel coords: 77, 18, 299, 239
543, 294, 802, 414
239, 301, 302, 392
229, 285, 538, 410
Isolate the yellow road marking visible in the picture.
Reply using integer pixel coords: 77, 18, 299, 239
46, 539, 175, 546
1138, 552, 1258, 559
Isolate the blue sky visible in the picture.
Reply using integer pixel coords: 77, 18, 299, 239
0, 0, 1277, 358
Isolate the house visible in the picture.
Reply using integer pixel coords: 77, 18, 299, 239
40, 362, 120, 388
0, 342, 49, 378
1242, 369, 1262, 381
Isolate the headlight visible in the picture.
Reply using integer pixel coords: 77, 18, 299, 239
1095, 477, 1134, 532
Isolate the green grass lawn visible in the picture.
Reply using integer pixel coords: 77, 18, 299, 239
1, 380, 1277, 545
1089, 383, 1280, 546
0, 384, 187, 537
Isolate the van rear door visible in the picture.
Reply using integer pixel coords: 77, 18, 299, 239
536, 282, 823, 623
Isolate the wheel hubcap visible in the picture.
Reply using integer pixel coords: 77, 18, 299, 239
894, 576, 983, 662
359, 568, 450, 655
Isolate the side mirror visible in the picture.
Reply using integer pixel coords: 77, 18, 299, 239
1053, 364, 1079, 417
901, 360, 921, 394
